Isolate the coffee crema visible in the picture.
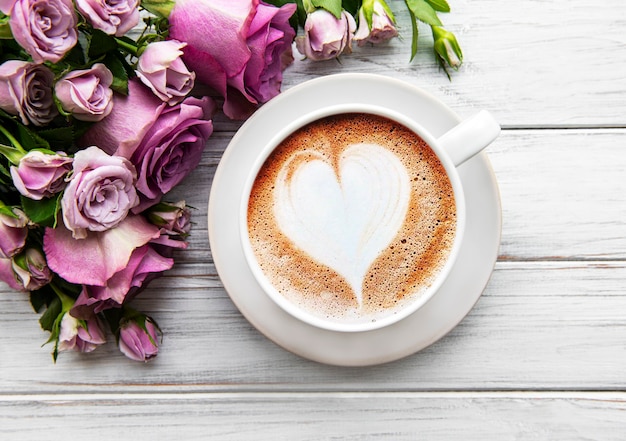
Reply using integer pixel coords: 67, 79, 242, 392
247, 113, 456, 325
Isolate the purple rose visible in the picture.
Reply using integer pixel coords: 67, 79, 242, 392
11, 247, 52, 291
0, 60, 58, 126
75, 0, 139, 37
295, 9, 357, 61
353, 0, 398, 46
137, 40, 195, 106
81, 80, 216, 211
58, 312, 106, 353
10, 150, 73, 200
0, 206, 28, 258
61, 146, 139, 239
8, 0, 77, 63
70, 244, 173, 318
169, 0, 296, 119
118, 315, 160, 362
55, 63, 114, 122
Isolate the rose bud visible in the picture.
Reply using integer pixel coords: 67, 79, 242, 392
432, 26, 463, 70
0, 60, 58, 126
354, 0, 398, 46
7, 0, 77, 63
295, 9, 357, 61
11, 247, 52, 291
57, 312, 106, 353
10, 151, 73, 200
0, 256, 23, 290
137, 40, 195, 106
0, 205, 29, 259
55, 64, 114, 122
118, 315, 161, 362
61, 146, 139, 239
146, 201, 191, 236
75, 0, 139, 37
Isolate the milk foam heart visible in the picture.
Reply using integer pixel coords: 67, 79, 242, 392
273, 143, 411, 306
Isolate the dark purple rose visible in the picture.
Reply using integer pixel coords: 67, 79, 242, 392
0, 60, 58, 126
169, 0, 296, 119
81, 80, 216, 211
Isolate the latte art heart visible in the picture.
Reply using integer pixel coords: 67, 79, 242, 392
273, 143, 411, 306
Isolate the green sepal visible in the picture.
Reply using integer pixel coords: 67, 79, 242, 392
309, 0, 343, 18
0, 203, 19, 218
407, 9, 419, 61
20, 192, 62, 227
0, 143, 24, 164
0, 15, 12, 39
39, 295, 62, 333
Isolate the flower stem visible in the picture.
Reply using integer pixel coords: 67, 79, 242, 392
50, 282, 76, 311
115, 38, 140, 56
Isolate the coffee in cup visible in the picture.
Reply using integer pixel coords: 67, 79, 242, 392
244, 111, 460, 330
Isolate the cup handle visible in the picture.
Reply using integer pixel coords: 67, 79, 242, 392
437, 110, 501, 167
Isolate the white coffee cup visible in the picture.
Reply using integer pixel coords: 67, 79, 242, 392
239, 103, 500, 333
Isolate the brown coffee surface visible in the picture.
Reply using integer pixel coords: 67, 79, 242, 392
247, 113, 457, 325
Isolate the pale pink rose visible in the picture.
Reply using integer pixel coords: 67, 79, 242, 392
0, 206, 29, 258
295, 9, 357, 61
44, 214, 161, 286
70, 244, 173, 318
137, 40, 195, 106
0, 60, 58, 126
8, 0, 77, 63
353, 0, 398, 46
55, 63, 114, 122
0, 0, 16, 14
118, 316, 160, 362
58, 312, 106, 353
81, 80, 216, 211
75, 0, 139, 37
10, 151, 73, 200
169, 0, 296, 119
11, 247, 52, 291
61, 146, 139, 239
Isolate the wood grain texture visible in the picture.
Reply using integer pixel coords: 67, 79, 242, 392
1, 392, 625, 440
1, 0, 625, 438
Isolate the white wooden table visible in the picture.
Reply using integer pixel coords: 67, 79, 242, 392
2, 0, 625, 438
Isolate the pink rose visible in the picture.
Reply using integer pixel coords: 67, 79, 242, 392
169, 0, 296, 119
295, 9, 357, 61
11, 247, 52, 291
61, 146, 139, 239
44, 214, 161, 287
137, 40, 195, 106
0, 60, 58, 126
58, 312, 106, 353
75, 0, 139, 37
70, 244, 173, 317
81, 80, 216, 211
353, 0, 398, 46
55, 63, 114, 122
0, 257, 23, 290
8, 0, 77, 63
0, 206, 28, 258
118, 315, 160, 362
10, 150, 73, 200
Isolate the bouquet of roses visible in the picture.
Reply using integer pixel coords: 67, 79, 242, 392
0, 0, 460, 363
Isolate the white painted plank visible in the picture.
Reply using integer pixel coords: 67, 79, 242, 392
1, 392, 625, 440
1, 261, 625, 392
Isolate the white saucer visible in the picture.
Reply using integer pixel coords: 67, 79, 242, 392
208, 73, 502, 366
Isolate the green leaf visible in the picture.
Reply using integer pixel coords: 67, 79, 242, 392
21, 193, 61, 227
342, 0, 362, 16
88, 29, 117, 59
30, 288, 55, 313
39, 296, 62, 333
16, 124, 50, 151
141, 0, 176, 18
104, 53, 130, 95
404, 0, 442, 26
424, 0, 450, 13
311, 0, 342, 18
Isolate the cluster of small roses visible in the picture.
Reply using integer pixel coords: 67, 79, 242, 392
0, 0, 220, 362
